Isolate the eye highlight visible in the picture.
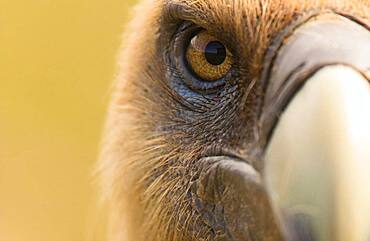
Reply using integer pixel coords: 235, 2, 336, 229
186, 31, 233, 82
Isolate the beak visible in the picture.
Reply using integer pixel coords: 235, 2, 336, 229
261, 13, 370, 241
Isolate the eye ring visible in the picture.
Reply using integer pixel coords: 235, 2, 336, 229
172, 24, 235, 93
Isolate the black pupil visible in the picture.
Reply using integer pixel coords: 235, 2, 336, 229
204, 41, 227, 66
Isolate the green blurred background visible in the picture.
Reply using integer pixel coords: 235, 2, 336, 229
0, 0, 137, 240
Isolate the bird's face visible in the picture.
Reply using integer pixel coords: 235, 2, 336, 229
100, 0, 370, 240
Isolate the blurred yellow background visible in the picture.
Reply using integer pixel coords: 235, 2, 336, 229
0, 0, 137, 240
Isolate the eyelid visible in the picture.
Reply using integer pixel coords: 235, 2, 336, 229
165, 3, 203, 26
165, 3, 190, 20
165, 3, 227, 41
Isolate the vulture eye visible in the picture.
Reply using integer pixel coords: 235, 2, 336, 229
185, 30, 233, 82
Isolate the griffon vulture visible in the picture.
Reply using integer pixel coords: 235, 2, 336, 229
99, 0, 370, 240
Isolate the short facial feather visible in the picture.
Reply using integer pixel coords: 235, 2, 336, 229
99, 0, 370, 241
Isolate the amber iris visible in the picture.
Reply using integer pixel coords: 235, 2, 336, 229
186, 31, 233, 81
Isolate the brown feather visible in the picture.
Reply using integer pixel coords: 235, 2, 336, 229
98, 1, 370, 240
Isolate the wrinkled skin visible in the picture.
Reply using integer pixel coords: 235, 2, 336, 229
98, 0, 370, 241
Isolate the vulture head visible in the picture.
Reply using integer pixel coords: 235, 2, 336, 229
99, 0, 370, 240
